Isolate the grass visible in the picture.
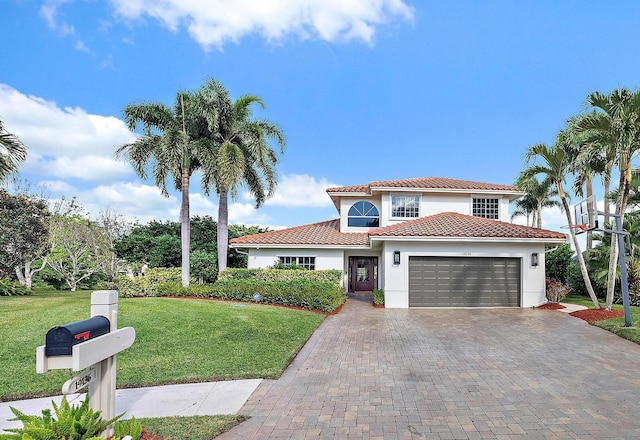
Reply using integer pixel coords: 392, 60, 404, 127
137, 415, 248, 440
562, 294, 640, 344
0, 290, 326, 401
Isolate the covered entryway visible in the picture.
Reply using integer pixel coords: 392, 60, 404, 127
348, 257, 378, 292
408, 256, 521, 307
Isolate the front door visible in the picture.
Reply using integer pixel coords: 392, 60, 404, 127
350, 257, 377, 292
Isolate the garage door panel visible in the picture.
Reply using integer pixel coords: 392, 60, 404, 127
409, 256, 520, 307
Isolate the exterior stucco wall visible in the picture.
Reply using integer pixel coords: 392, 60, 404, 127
247, 248, 345, 271
380, 241, 547, 308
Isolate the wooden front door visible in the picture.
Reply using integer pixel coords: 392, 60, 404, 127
349, 257, 377, 292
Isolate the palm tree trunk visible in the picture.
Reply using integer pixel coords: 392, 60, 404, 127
560, 186, 600, 309
217, 187, 229, 272
604, 161, 612, 223
586, 178, 594, 251
181, 167, 191, 287
606, 154, 632, 310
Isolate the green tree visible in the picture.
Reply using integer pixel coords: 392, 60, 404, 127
196, 78, 286, 272
520, 137, 601, 308
573, 88, 640, 310
0, 189, 50, 289
0, 118, 27, 182
117, 85, 217, 286
47, 199, 105, 291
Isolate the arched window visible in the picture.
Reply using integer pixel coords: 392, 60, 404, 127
348, 201, 380, 227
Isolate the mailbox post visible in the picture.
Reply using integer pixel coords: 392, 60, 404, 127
36, 290, 135, 438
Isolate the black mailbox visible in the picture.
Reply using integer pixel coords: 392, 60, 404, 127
45, 316, 110, 356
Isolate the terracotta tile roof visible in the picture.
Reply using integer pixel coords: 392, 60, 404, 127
369, 212, 567, 240
326, 177, 519, 193
230, 219, 370, 247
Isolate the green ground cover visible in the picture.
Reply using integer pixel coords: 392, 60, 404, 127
562, 294, 640, 344
0, 290, 325, 401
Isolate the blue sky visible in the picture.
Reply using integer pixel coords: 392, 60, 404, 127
2, 0, 640, 232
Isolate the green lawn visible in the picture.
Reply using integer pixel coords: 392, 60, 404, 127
0, 290, 326, 401
562, 294, 640, 344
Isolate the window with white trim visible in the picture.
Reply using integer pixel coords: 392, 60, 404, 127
279, 256, 316, 270
348, 201, 380, 227
391, 195, 420, 218
472, 198, 499, 219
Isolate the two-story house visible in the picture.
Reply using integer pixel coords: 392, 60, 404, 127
230, 177, 567, 308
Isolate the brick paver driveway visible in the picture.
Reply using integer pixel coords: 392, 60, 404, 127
219, 297, 640, 439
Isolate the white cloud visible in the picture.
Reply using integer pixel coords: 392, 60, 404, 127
0, 84, 136, 182
40, 0, 76, 36
110, 0, 414, 49
264, 174, 337, 208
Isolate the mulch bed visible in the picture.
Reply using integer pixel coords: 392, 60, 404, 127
140, 430, 162, 440
570, 308, 624, 322
536, 303, 566, 310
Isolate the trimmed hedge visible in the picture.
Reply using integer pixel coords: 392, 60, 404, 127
137, 279, 345, 314
115, 267, 182, 297
219, 268, 342, 286
115, 267, 346, 313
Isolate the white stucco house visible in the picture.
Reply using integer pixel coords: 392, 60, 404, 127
230, 177, 567, 308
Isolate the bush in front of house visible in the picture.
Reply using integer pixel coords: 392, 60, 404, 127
545, 278, 572, 303
372, 289, 384, 306
218, 268, 342, 286
165, 279, 345, 313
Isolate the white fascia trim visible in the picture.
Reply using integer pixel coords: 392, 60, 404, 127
230, 244, 373, 250
369, 236, 567, 244
371, 187, 524, 197
326, 191, 370, 196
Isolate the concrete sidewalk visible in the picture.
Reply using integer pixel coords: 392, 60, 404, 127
0, 379, 261, 433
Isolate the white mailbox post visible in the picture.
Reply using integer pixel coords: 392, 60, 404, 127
36, 290, 135, 437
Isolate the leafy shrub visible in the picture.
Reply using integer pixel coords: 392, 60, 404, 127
174, 279, 345, 313
546, 244, 572, 282
115, 267, 182, 297
113, 416, 143, 440
545, 278, 571, 303
372, 289, 384, 306
1, 395, 123, 440
0, 278, 29, 296
567, 262, 606, 299
219, 268, 342, 286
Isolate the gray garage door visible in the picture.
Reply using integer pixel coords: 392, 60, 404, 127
409, 256, 521, 307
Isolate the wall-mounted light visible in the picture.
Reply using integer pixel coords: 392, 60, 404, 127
531, 252, 539, 267
393, 250, 401, 265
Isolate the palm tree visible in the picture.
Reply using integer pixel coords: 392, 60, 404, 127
520, 137, 601, 308
196, 79, 286, 272
116, 89, 216, 287
510, 194, 537, 227
573, 88, 640, 309
513, 175, 561, 228
0, 118, 27, 182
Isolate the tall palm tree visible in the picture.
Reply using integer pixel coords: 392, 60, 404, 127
563, 117, 609, 250
116, 89, 216, 287
520, 138, 601, 308
513, 175, 561, 228
196, 79, 286, 272
510, 194, 537, 227
0, 118, 27, 182
573, 88, 640, 309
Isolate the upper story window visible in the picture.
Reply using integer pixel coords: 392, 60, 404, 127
391, 195, 420, 218
473, 198, 499, 219
348, 201, 380, 227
